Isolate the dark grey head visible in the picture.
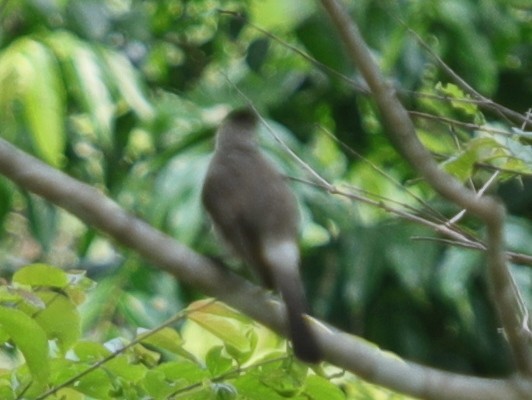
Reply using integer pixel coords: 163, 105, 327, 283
215, 108, 259, 151
225, 107, 258, 127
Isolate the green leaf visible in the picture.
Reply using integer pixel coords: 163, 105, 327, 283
143, 370, 174, 399
435, 82, 478, 116
74, 368, 114, 399
18, 39, 66, 167
189, 300, 252, 323
212, 382, 238, 400
0, 306, 50, 384
46, 31, 114, 145
188, 301, 254, 353
304, 375, 345, 400
138, 326, 183, 354
234, 373, 286, 400
71, 45, 115, 143
205, 346, 233, 376
54, 387, 85, 400
72, 341, 112, 362
0, 38, 66, 166
132, 343, 161, 367
0, 381, 14, 400
258, 358, 309, 397
13, 263, 69, 288
33, 291, 81, 352
441, 137, 505, 181
250, 0, 315, 30
143, 360, 209, 398
246, 38, 270, 72
106, 354, 147, 381
101, 50, 154, 120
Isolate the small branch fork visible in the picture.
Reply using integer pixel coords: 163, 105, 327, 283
320, 0, 532, 380
0, 131, 528, 400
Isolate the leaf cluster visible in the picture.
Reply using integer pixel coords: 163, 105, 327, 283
0, 264, 407, 399
0, 0, 530, 391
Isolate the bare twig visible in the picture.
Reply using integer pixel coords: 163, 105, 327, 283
410, 111, 515, 137
217, 9, 370, 95
35, 300, 216, 400
168, 355, 289, 398
319, 0, 532, 378
407, 28, 531, 129
225, 76, 334, 190
446, 171, 500, 225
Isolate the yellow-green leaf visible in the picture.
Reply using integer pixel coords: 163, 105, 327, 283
138, 326, 183, 354
13, 263, 69, 288
19, 39, 65, 167
34, 291, 81, 352
0, 306, 49, 384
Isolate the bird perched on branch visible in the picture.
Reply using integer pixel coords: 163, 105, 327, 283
201, 108, 321, 363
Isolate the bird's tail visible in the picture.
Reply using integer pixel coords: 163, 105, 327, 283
263, 239, 321, 363
277, 273, 321, 363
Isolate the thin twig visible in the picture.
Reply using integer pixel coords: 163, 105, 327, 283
217, 9, 370, 95
320, 0, 532, 376
224, 76, 334, 190
407, 28, 531, 129
446, 171, 500, 225
35, 300, 217, 399
410, 111, 515, 137
169, 355, 289, 398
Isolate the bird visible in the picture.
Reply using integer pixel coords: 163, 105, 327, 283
201, 108, 321, 363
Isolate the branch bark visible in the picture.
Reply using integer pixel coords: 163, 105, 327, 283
0, 2, 529, 397
0, 137, 530, 399
319, 0, 532, 377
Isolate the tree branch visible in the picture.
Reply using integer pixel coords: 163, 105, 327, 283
0, 137, 529, 399
319, 0, 532, 377
407, 27, 531, 130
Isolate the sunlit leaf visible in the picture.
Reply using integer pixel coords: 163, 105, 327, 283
205, 346, 233, 376
234, 373, 286, 400
188, 308, 252, 351
71, 45, 115, 142
188, 300, 251, 323
74, 368, 114, 399
13, 263, 69, 288
304, 375, 345, 400
0, 306, 49, 384
34, 291, 81, 352
46, 31, 114, 145
72, 341, 112, 362
22, 40, 65, 166
138, 326, 183, 354
106, 354, 147, 381
435, 82, 478, 116
250, 0, 315, 30
144, 361, 209, 399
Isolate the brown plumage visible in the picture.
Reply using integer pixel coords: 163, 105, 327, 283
201, 109, 321, 363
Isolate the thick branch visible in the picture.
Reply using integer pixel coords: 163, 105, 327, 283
319, 0, 532, 376
0, 138, 528, 399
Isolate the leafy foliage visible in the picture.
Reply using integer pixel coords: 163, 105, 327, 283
0, 0, 530, 397
0, 265, 411, 399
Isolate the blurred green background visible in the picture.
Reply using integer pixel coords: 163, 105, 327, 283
0, 0, 530, 378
